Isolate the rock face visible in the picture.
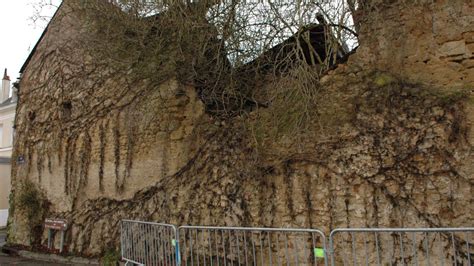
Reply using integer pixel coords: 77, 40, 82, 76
355, 0, 474, 87
7, 0, 473, 262
9, 1, 207, 248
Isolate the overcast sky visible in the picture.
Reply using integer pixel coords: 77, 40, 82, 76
0, 1, 60, 82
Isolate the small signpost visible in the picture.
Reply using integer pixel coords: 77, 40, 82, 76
44, 218, 67, 253
17, 155, 25, 164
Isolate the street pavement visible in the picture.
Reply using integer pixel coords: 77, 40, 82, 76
0, 229, 70, 265
0, 253, 70, 265
0, 230, 5, 247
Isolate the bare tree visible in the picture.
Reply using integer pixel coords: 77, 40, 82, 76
28, 0, 360, 140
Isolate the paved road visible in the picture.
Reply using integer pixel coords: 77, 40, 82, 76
0, 230, 5, 248
0, 230, 70, 265
0, 253, 71, 265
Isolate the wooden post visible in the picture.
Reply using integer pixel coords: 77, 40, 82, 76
47, 228, 53, 249
60, 230, 65, 253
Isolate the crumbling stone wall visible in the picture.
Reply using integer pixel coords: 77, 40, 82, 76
68, 72, 472, 260
8, 0, 473, 261
350, 0, 474, 196
354, 0, 474, 86
9, 2, 207, 247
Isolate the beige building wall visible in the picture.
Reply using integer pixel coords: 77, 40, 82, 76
0, 163, 11, 209
0, 107, 15, 157
0, 106, 14, 211
0, 70, 16, 227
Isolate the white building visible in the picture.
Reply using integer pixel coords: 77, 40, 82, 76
0, 69, 16, 228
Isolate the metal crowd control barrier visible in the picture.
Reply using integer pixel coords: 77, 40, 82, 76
178, 226, 328, 266
329, 228, 474, 266
120, 221, 474, 266
121, 220, 180, 266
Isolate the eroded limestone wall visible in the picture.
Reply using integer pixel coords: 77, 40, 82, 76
68, 72, 473, 260
354, 0, 474, 87
350, 0, 474, 195
9, 1, 207, 247
7, 0, 474, 261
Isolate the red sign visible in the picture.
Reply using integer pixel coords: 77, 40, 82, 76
44, 218, 68, 231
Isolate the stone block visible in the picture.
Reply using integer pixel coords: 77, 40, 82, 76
463, 68, 474, 83
464, 31, 474, 43
466, 43, 474, 55
439, 40, 467, 57
462, 59, 474, 69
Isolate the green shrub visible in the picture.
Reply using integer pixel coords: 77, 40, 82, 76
102, 249, 120, 266
15, 180, 50, 245
17, 181, 44, 223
